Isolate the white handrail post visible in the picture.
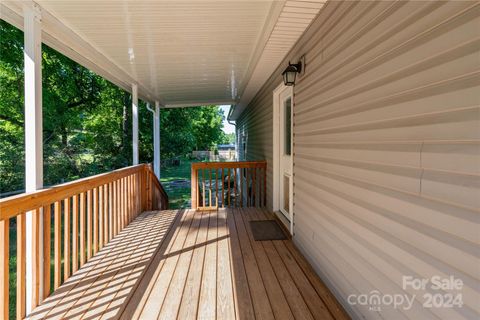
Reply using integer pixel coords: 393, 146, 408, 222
24, 2, 44, 312
154, 101, 161, 179
132, 83, 139, 165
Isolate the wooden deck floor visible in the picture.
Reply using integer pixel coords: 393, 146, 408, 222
28, 208, 349, 320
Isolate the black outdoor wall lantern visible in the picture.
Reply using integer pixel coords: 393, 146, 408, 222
282, 60, 302, 86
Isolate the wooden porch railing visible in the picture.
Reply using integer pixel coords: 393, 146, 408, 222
0, 164, 167, 319
191, 161, 267, 210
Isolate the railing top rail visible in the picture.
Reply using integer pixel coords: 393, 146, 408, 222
0, 164, 147, 221
191, 160, 267, 170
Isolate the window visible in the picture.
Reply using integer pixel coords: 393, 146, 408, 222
284, 97, 292, 155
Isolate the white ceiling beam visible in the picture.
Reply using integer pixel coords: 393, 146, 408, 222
165, 100, 235, 108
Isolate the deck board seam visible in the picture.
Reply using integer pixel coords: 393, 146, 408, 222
241, 207, 294, 320
226, 208, 256, 320
253, 208, 315, 320
95, 211, 178, 319
69, 211, 168, 319
118, 209, 187, 319
157, 209, 203, 319
138, 209, 196, 318
233, 207, 275, 319
34, 211, 160, 319
174, 210, 204, 320
225, 209, 238, 320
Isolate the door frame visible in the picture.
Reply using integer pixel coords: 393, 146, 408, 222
272, 82, 294, 235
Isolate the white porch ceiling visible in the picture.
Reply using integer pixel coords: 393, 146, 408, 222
0, 0, 325, 108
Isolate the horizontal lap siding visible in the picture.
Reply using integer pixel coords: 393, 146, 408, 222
237, 73, 278, 211
237, 1, 480, 319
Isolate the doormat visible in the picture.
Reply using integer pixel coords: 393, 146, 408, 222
250, 220, 287, 241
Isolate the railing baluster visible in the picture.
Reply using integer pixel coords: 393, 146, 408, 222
98, 186, 104, 250
119, 178, 123, 231
119, 178, 123, 228
64, 198, 71, 281
123, 177, 127, 229
227, 168, 231, 207
72, 196, 78, 274
0, 164, 167, 317
253, 167, 256, 207
93, 188, 98, 254
121, 178, 125, 228
221, 168, 225, 208
208, 169, 212, 207
17, 213, 26, 319
246, 168, 250, 206
263, 166, 267, 207
240, 168, 243, 207
129, 175, 133, 221
215, 168, 219, 207
43, 205, 51, 298
104, 184, 109, 244
32, 208, 40, 308
202, 169, 206, 208
87, 190, 92, 259
234, 168, 237, 208
109, 182, 113, 240
54, 201, 61, 289
126, 176, 131, 222
113, 180, 117, 236
0, 218, 9, 320
80, 192, 86, 267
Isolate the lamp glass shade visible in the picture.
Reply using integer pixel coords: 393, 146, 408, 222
282, 64, 298, 86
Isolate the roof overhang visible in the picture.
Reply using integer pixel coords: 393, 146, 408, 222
0, 0, 161, 104
1, 0, 325, 110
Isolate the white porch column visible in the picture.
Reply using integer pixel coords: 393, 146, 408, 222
153, 101, 161, 178
24, 3, 43, 312
132, 84, 139, 165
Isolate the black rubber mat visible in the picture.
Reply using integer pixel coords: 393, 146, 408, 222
249, 220, 287, 241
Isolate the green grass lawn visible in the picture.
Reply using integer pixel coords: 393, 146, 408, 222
160, 158, 194, 209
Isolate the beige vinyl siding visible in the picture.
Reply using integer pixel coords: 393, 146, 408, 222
236, 1, 480, 319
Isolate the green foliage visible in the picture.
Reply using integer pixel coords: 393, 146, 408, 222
222, 132, 236, 144
0, 20, 228, 194
160, 106, 228, 159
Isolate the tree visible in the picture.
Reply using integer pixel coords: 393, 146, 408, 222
222, 133, 236, 144
160, 106, 227, 159
0, 20, 228, 194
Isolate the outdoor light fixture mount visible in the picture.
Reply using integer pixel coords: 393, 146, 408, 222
282, 55, 305, 86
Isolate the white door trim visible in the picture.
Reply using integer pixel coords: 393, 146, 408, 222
272, 82, 294, 235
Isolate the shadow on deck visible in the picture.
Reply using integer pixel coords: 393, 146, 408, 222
28, 208, 349, 320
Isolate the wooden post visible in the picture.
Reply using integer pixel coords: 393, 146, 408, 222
24, 3, 43, 312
